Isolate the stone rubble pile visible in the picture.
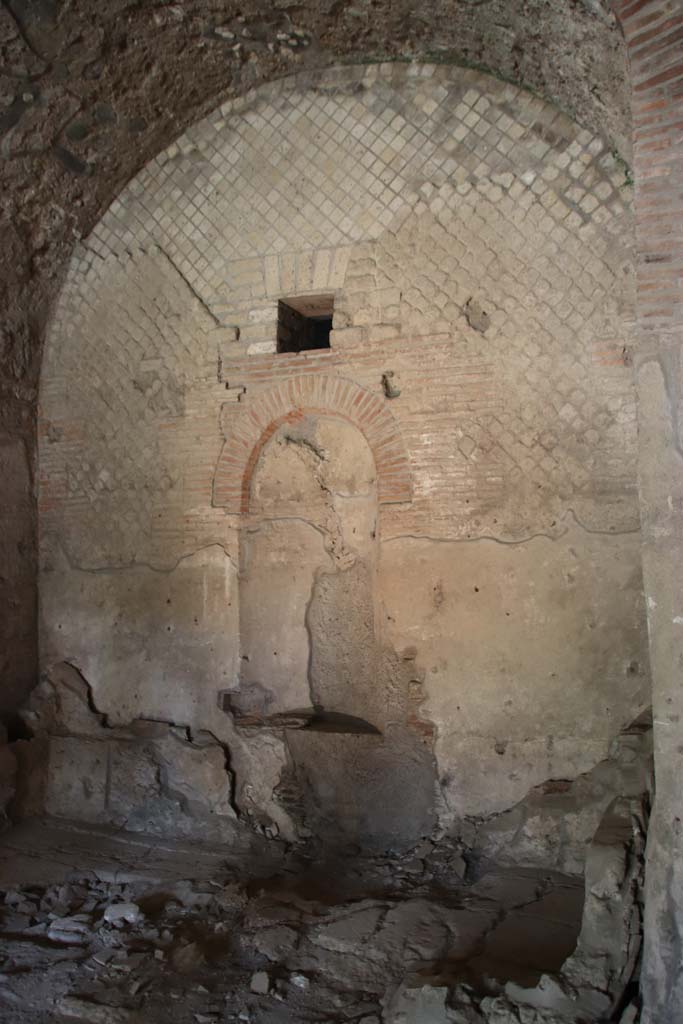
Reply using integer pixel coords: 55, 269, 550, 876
0, 801, 644, 1024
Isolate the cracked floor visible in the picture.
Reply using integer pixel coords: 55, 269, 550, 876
0, 820, 583, 1024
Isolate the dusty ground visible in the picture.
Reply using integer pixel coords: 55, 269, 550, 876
0, 820, 584, 1024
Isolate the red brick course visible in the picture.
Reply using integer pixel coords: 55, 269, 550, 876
213, 374, 413, 513
616, 0, 683, 338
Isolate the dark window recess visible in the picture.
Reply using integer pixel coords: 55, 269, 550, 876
277, 295, 334, 353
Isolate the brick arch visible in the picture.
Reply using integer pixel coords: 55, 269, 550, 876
213, 375, 412, 513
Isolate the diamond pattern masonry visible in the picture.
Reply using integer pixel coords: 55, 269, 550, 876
42, 63, 638, 566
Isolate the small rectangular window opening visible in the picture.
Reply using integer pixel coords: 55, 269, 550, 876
277, 295, 334, 353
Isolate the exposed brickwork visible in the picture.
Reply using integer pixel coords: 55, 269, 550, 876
41, 63, 639, 569
6, 1, 683, 1010
610, 4, 683, 1020
0, 0, 633, 717
33, 60, 652, 877
616, 0, 683, 345
341, 187, 636, 536
214, 375, 411, 512
40, 246, 226, 566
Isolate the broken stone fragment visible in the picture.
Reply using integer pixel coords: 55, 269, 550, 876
108, 950, 146, 974
57, 997, 131, 1023
250, 970, 270, 995
171, 940, 205, 973
559, 796, 646, 1013
102, 901, 142, 926
1, 911, 33, 931
253, 924, 299, 959
383, 980, 452, 1024
503, 974, 589, 1019
92, 948, 117, 967
213, 881, 248, 912
309, 904, 383, 954
47, 915, 92, 945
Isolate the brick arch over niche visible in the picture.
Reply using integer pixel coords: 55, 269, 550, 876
213, 375, 412, 514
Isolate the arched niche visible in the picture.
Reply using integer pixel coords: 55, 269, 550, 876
231, 410, 438, 850
235, 413, 379, 723
213, 374, 412, 515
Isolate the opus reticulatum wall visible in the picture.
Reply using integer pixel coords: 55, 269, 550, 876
37, 62, 650, 851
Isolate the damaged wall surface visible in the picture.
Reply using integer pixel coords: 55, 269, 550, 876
35, 63, 651, 854
0, 0, 632, 725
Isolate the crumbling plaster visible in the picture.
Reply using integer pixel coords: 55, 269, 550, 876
35, 62, 650, 856
3, 1, 683, 1020
381, 527, 649, 822
0, 0, 630, 716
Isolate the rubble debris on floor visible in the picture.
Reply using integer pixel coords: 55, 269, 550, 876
0, 797, 645, 1024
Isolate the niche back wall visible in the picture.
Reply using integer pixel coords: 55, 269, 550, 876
38, 62, 649, 845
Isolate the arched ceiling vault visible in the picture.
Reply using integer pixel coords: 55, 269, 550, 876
1, 0, 629, 417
